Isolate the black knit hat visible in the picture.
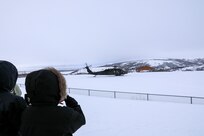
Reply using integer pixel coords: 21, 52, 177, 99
0, 60, 18, 91
25, 69, 61, 105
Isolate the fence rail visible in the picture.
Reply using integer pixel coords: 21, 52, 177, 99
18, 84, 204, 105
68, 87, 204, 105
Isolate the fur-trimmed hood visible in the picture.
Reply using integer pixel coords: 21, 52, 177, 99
0, 60, 18, 92
25, 67, 67, 105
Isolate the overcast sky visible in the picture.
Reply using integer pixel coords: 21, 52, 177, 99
0, 0, 203, 67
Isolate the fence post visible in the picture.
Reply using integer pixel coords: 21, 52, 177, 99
88, 90, 91, 96
114, 91, 116, 98
147, 94, 149, 101
190, 97, 193, 104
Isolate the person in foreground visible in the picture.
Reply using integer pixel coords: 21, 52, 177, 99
0, 60, 27, 136
19, 67, 86, 136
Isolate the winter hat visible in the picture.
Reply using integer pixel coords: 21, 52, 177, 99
0, 60, 18, 91
25, 68, 67, 105
45, 67, 67, 102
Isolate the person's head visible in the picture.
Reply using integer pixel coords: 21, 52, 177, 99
0, 60, 18, 92
25, 67, 67, 105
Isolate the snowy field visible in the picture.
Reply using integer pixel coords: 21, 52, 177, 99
17, 71, 204, 136
68, 71, 204, 97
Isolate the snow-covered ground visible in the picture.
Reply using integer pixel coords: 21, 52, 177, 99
74, 95, 204, 136
17, 71, 204, 136
66, 71, 204, 97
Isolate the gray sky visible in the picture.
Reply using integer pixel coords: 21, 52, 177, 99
0, 0, 203, 67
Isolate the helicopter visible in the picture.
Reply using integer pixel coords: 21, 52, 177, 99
85, 64, 128, 76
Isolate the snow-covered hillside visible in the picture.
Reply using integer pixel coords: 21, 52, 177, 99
101, 58, 204, 72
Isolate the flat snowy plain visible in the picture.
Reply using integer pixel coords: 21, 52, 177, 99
17, 71, 204, 136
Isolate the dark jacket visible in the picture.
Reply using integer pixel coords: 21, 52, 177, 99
19, 69, 86, 136
0, 61, 27, 136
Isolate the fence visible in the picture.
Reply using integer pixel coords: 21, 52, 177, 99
18, 84, 204, 105
68, 87, 204, 105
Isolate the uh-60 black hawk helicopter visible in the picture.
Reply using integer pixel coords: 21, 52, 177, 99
85, 64, 128, 76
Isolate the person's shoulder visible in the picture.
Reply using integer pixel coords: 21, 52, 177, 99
1, 92, 27, 108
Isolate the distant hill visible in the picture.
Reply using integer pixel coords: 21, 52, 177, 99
100, 58, 204, 72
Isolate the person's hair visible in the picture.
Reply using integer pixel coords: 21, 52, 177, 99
45, 67, 67, 102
